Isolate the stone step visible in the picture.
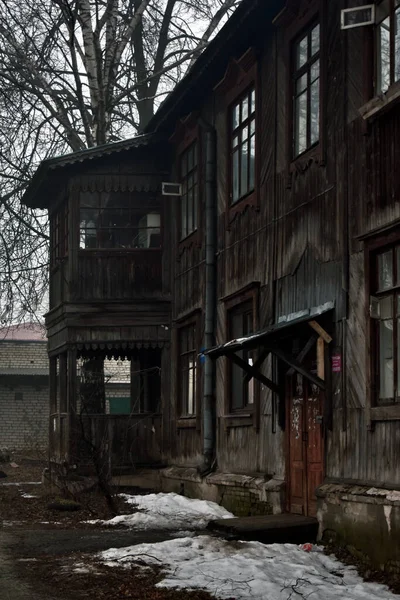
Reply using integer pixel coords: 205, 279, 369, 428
208, 514, 319, 544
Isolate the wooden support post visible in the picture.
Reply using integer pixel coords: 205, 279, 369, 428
228, 352, 280, 394
308, 320, 332, 344
287, 333, 318, 376
272, 348, 326, 390
317, 337, 325, 381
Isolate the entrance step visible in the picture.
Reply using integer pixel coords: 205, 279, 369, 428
208, 513, 318, 544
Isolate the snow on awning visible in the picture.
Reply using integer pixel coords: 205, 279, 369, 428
203, 301, 334, 359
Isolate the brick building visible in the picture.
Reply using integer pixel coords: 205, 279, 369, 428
0, 323, 49, 454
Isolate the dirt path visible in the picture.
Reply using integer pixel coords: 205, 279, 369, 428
0, 530, 58, 600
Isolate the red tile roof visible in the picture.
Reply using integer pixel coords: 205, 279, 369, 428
0, 323, 46, 341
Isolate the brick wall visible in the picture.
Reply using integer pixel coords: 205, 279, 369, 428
0, 340, 49, 453
0, 383, 48, 453
0, 341, 48, 370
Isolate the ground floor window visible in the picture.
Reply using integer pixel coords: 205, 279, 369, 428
228, 300, 255, 410
178, 322, 198, 417
371, 243, 400, 404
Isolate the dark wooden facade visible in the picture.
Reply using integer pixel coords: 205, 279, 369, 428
22, 0, 400, 546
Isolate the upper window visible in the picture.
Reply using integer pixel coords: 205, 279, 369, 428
180, 142, 198, 239
293, 22, 320, 157
178, 323, 197, 417
376, 0, 400, 94
228, 301, 255, 410
79, 192, 161, 250
51, 200, 68, 266
230, 87, 256, 204
371, 244, 400, 404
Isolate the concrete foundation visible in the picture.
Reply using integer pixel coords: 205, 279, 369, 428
317, 483, 400, 572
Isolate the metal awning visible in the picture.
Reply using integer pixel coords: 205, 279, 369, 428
203, 302, 334, 393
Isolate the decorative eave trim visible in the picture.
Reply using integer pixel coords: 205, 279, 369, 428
214, 47, 257, 96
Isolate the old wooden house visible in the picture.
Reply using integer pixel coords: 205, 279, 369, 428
23, 0, 400, 569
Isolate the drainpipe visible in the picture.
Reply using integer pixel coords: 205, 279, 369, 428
200, 119, 217, 475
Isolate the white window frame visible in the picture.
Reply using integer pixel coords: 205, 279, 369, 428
340, 5, 376, 30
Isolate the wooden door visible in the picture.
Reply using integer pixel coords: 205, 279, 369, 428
287, 374, 324, 516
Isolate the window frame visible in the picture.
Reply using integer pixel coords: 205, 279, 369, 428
78, 191, 162, 252
50, 199, 68, 269
365, 227, 400, 421
222, 284, 260, 426
214, 48, 259, 222
176, 312, 201, 428
276, 1, 326, 177
375, 0, 400, 95
292, 21, 321, 158
229, 85, 256, 206
179, 140, 199, 241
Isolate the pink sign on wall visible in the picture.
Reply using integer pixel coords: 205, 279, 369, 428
332, 354, 342, 373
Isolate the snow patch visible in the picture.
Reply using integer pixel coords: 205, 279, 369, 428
87, 492, 234, 530
98, 535, 398, 600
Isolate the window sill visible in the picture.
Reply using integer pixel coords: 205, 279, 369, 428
359, 81, 400, 122
178, 229, 200, 253
222, 413, 253, 428
290, 143, 322, 174
177, 417, 197, 429
370, 405, 400, 421
228, 191, 257, 223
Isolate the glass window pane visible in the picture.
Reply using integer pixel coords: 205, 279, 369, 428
181, 198, 187, 239
232, 150, 239, 202
379, 318, 394, 399
380, 295, 393, 319
250, 88, 256, 113
242, 96, 249, 121
250, 118, 255, 135
249, 135, 255, 191
377, 18, 391, 93
311, 59, 320, 83
232, 135, 239, 149
232, 103, 240, 130
296, 35, 308, 69
378, 250, 394, 290
311, 24, 320, 56
395, 8, 400, 83
296, 73, 308, 95
247, 357, 254, 405
310, 80, 320, 145
295, 91, 307, 156
240, 141, 249, 197
242, 125, 249, 142
188, 362, 195, 415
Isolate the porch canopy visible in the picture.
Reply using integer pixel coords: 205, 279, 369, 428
203, 301, 334, 395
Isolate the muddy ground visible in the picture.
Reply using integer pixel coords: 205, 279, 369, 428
0, 459, 215, 600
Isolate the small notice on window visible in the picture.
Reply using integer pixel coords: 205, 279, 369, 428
332, 354, 342, 373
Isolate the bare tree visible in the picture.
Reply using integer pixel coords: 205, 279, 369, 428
0, 0, 241, 325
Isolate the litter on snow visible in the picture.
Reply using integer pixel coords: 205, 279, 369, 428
98, 535, 399, 600
87, 492, 234, 530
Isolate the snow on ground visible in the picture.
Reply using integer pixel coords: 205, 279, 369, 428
98, 535, 399, 600
87, 492, 234, 530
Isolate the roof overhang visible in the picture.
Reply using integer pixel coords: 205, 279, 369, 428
22, 133, 164, 209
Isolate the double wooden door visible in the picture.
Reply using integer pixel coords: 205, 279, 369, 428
287, 373, 324, 517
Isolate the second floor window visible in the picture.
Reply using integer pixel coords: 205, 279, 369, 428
180, 142, 198, 239
376, 0, 400, 94
293, 22, 320, 157
79, 192, 161, 250
231, 87, 256, 204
